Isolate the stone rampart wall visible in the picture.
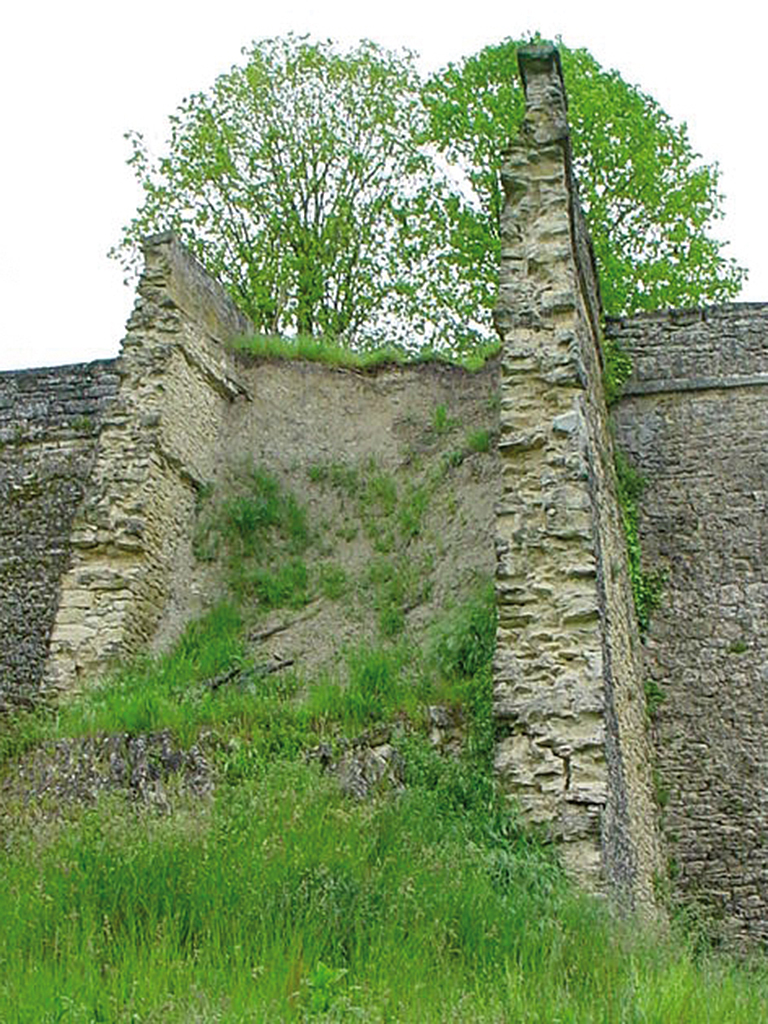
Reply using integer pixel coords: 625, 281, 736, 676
610, 306, 768, 944
492, 46, 661, 911
609, 304, 768, 393
0, 362, 119, 705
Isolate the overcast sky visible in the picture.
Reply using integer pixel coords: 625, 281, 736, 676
1, 0, 765, 371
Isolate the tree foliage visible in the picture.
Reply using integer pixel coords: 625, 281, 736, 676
114, 34, 747, 352
114, 35, 479, 349
423, 38, 747, 316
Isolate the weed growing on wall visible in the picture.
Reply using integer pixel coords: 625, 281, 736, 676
428, 581, 497, 770
603, 338, 634, 405
194, 462, 310, 609
644, 677, 667, 720
366, 555, 433, 637
603, 342, 667, 637
465, 427, 492, 453
614, 449, 666, 632
307, 456, 441, 638
430, 580, 496, 681
317, 562, 348, 600
432, 402, 454, 434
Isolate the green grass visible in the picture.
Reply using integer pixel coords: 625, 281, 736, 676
228, 332, 501, 372
365, 554, 433, 638
15, 603, 259, 747
317, 562, 348, 600
3, 469, 768, 1021
234, 558, 310, 609
306, 457, 437, 638
195, 463, 311, 611
195, 463, 308, 564
432, 402, 452, 434
3, 748, 768, 1021
302, 643, 418, 732
465, 426, 492, 453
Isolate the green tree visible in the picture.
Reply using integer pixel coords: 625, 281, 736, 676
422, 37, 747, 317
113, 35, 471, 348
115, 34, 746, 353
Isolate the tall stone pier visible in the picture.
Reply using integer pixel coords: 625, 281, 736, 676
492, 46, 661, 911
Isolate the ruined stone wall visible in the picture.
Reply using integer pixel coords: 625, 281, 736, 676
1, 230, 499, 701
610, 306, 768, 943
492, 46, 661, 910
14, 47, 768, 936
44, 233, 252, 692
0, 362, 119, 706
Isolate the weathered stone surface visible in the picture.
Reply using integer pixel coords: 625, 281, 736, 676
611, 305, 768, 945
306, 734, 406, 800
0, 361, 119, 705
2, 729, 211, 813
492, 45, 662, 912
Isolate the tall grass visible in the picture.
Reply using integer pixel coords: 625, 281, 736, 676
3, 755, 768, 1021
195, 463, 311, 610
3, 474, 768, 1021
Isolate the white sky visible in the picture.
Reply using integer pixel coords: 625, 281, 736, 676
1, 0, 766, 371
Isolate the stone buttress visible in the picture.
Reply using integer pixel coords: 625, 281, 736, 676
492, 46, 662, 910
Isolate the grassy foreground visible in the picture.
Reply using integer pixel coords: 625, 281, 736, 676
2, 468, 768, 1022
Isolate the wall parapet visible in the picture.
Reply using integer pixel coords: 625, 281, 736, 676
0, 360, 120, 440
606, 303, 768, 394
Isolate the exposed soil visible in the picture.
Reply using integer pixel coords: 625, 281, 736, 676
157, 357, 502, 682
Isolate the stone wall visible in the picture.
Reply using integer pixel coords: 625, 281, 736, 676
0, 362, 119, 706
610, 305, 768, 943
44, 233, 252, 692
492, 45, 661, 910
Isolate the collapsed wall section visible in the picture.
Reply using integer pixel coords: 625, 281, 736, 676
610, 305, 768, 944
152, 351, 502, 658
493, 45, 661, 909
44, 233, 252, 692
0, 362, 119, 706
